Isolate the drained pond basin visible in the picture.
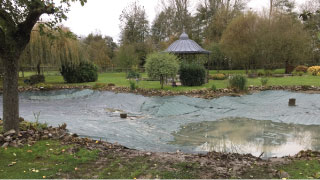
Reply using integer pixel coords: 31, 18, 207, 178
1, 90, 320, 158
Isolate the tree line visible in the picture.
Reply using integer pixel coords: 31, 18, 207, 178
14, 0, 320, 74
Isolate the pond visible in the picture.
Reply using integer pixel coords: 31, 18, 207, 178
1, 89, 320, 158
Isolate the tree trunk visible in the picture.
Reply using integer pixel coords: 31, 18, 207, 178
37, 62, 41, 75
160, 75, 164, 89
3, 56, 20, 132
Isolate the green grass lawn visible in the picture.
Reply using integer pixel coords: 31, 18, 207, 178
8, 70, 320, 91
0, 140, 99, 179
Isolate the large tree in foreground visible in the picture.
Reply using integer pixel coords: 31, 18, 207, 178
0, 0, 86, 132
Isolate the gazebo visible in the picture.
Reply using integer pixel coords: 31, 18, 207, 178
165, 32, 211, 83
165, 32, 210, 55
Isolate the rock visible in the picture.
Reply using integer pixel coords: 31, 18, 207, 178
278, 170, 289, 179
42, 135, 49, 140
0, 134, 4, 142
9, 140, 19, 148
1, 142, 9, 148
4, 136, 12, 142
4, 129, 16, 136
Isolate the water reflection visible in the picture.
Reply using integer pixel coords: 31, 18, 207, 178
171, 117, 320, 158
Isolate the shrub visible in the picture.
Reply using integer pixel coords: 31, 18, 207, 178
179, 63, 206, 86
260, 78, 269, 86
211, 84, 217, 91
129, 80, 137, 90
210, 73, 227, 80
295, 65, 308, 73
258, 72, 264, 77
26, 75, 45, 85
308, 66, 320, 76
229, 74, 247, 91
60, 61, 98, 83
127, 70, 140, 79
145, 53, 179, 89
264, 69, 273, 77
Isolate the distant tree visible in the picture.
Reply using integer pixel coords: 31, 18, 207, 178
119, 1, 151, 67
206, 42, 227, 71
145, 53, 179, 89
119, 1, 149, 44
220, 12, 260, 73
300, 0, 320, 64
259, 15, 312, 73
0, 0, 86, 132
82, 33, 117, 69
20, 26, 82, 75
151, 0, 193, 46
195, 0, 247, 42
115, 45, 139, 71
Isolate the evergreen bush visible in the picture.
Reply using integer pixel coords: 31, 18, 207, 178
179, 63, 206, 86
60, 61, 98, 83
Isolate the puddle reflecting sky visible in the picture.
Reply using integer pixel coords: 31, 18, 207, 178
171, 117, 320, 158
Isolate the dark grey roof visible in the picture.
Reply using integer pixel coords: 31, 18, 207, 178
165, 32, 210, 54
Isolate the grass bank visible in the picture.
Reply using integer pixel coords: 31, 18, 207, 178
9, 70, 320, 92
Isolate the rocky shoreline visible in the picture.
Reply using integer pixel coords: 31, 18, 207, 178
7, 84, 320, 99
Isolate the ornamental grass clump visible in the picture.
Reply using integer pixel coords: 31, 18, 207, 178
229, 74, 247, 92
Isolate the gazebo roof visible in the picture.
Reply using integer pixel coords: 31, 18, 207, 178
165, 32, 210, 54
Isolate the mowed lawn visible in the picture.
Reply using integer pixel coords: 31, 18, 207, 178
5, 70, 320, 91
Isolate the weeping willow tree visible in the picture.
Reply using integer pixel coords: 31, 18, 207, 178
19, 25, 84, 75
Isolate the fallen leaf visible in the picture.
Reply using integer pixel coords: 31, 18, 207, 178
13, 153, 16, 157
27, 150, 32, 153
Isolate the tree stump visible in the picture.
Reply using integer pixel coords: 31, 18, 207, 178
289, 98, 296, 106
120, 113, 127, 119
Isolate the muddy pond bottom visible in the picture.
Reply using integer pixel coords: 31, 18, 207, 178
1, 89, 320, 158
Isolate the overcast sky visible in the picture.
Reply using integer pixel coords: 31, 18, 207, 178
62, 0, 306, 42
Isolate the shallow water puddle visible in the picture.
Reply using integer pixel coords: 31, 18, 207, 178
171, 117, 320, 158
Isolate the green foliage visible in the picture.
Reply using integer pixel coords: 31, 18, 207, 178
211, 84, 217, 91
26, 75, 45, 85
115, 45, 139, 69
229, 74, 247, 91
82, 33, 116, 69
260, 78, 269, 86
221, 12, 260, 71
60, 61, 98, 83
127, 71, 141, 79
129, 81, 138, 91
145, 53, 179, 89
180, 63, 206, 86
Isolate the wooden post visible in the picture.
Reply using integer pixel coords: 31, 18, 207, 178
289, 98, 296, 106
120, 113, 127, 119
